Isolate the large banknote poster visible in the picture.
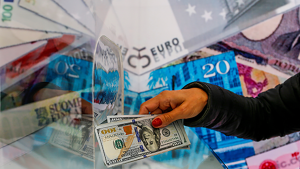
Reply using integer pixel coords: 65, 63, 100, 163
123, 51, 242, 115
246, 140, 300, 169
0, 0, 98, 168
96, 0, 299, 75
0, 37, 95, 112
1, 0, 300, 168
122, 51, 239, 168
127, 7, 300, 169
0, 92, 81, 147
120, 7, 300, 168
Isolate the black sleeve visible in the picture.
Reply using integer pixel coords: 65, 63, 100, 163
183, 73, 300, 141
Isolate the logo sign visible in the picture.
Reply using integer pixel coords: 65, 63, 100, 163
128, 47, 150, 68
124, 37, 188, 75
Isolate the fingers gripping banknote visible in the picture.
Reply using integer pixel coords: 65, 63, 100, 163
95, 115, 190, 167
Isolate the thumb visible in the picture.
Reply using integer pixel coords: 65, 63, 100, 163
152, 110, 180, 128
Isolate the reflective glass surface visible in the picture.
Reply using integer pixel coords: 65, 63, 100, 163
0, 0, 228, 169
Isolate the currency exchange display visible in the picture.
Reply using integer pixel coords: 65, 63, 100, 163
122, 6, 300, 169
1, 0, 300, 169
105, 0, 298, 75
1, 0, 102, 168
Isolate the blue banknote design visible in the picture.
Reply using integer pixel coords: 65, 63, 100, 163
94, 69, 119, 105
46, 54, 93, 101
124, 51, 255, 168
46, 54, 120, 106
124, 51, 243, 115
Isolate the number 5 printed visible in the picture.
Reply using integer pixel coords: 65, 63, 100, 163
202, 60, 230, 78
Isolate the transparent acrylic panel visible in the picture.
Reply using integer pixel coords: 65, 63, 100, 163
0, 37, 95, 169
0, 0, 96, 168
91, 1, 227, 169
0, 0, 228, 169
91, 35, 227, 169
93, 35, 125, 169
93, 35, 124, 125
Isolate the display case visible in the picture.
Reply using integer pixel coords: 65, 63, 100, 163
1, 0, 300, 169
0, 1, 227, 168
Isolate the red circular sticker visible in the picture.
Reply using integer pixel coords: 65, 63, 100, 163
259, 160, 278, 169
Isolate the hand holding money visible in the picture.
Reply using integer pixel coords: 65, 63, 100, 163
138, 89, 208, 128
95, 115, 190, 167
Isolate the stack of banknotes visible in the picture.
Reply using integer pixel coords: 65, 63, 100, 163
95, 115, 191, 167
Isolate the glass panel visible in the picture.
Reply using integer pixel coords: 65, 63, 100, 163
7, 0, 300, 168
0, 0, 96, 168
0, 0, 227, 168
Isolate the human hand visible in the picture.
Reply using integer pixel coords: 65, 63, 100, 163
81, 98, 93, 115
138, 88, 208, 128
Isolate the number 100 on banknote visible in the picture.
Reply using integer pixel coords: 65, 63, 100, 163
95, 116, 190, 167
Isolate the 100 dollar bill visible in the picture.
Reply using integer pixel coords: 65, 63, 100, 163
49, 116, 94, 161
95, 115, 190, 167
107, 115, 190, 150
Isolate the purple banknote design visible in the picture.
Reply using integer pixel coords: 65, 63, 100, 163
224, 8, 300, 76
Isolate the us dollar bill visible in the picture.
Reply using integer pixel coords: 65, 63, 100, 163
107, 115, 190, 150
95, 115, 191, 167
107, 115, 149, 123
49, 116, 94, 161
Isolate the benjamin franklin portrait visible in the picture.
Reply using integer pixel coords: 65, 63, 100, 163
135, 119, 161, 152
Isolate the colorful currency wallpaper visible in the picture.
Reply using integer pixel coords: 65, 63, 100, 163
122, 6, 300, 169
1, 0, 300, 169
